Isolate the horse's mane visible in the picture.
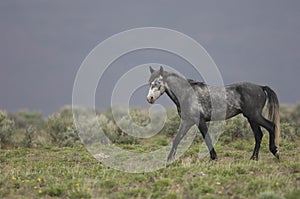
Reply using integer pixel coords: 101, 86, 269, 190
187, 79, 207, 88
165, 72, 206, 88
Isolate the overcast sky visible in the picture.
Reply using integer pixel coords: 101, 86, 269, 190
1, 1, 300, 115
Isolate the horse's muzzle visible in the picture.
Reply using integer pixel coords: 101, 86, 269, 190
147, 96, 154, 104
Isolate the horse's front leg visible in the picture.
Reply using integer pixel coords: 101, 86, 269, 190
167, 121, 193, 162
198, 120, 217, 160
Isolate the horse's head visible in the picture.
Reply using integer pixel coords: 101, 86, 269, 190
147, 66, 166, 104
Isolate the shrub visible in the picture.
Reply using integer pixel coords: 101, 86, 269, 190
98, 109, 140, 145
46, 106, 80, 147
290, 103, 300, 123
0, 109, 51, 148
222, 115, 251, 141
280, 104, 300, 126
9, 109, 45, 130
10, 126, 36, 148
0, 111, 15, 149
280, 122, 300, 142
160, 109, 180, 137
1, 103, 299, 149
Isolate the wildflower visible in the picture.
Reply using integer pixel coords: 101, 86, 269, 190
34, 186, 38, 189
11, 176, 17, 181
216, 181, 221, 185
37, 178, 42, 183
249, 171, 254, 174
38, 189, 42, 194
218, 191, 222, 194
75, 183, 80, 187
275, 182, 280, 186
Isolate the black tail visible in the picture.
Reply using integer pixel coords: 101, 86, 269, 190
262, 86, 280, 146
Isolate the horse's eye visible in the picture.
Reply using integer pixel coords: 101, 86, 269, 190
150, 82, 154, 87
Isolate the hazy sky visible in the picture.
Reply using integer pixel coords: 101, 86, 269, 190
1, 1, 300, 115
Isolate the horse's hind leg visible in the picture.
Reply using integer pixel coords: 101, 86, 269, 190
198, 120, 217, 160
248, 120, 263, 160
248, 114, 278, 159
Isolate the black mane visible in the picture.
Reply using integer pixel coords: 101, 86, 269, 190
164, 72, 206, 88
187, 79, 206, 87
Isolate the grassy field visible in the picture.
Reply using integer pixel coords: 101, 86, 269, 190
0, 135, 299, 199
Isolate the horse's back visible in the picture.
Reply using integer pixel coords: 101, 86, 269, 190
189, 81, 267, 121
227, 82, 267, 114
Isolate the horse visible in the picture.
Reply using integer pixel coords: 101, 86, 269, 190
146, 66, 280, 162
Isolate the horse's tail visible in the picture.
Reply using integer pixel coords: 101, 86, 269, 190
262, 86, 280, 146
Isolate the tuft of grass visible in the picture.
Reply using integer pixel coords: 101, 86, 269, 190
69, 189, 92, 199
0, 190, 10, 198
285, 189, 300, 199
43, 186, 65, 197
258, 191, 284, 199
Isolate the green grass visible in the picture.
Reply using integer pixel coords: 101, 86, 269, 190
0, 138, 299, 199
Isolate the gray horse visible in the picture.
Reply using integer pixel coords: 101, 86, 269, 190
146, 66, 280, 162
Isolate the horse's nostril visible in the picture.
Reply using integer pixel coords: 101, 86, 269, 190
147, 96, 154, 104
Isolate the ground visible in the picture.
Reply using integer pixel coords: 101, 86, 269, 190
0, 136, 299, 199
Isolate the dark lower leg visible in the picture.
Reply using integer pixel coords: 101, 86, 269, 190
198, 122, 217, 160
254, 115, 279, 159
268, 129, 279, 159
249, 120, 263, 160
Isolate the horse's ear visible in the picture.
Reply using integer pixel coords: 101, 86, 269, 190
159, 66, 164, 74
149, 66, 155, 74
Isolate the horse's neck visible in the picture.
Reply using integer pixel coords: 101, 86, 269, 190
165, 87, 179, 107
165, 74, 190, 105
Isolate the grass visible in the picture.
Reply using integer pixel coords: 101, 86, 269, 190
0, 137, 299, 199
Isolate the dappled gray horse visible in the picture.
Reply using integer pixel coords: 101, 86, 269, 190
147, 66, 280, 162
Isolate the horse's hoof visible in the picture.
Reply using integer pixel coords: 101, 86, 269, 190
167, 155, 175, 163
275, 151, 280, 160
210, 156, 218, 161
250, 156, 258, 161
165, 162, 172, 168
